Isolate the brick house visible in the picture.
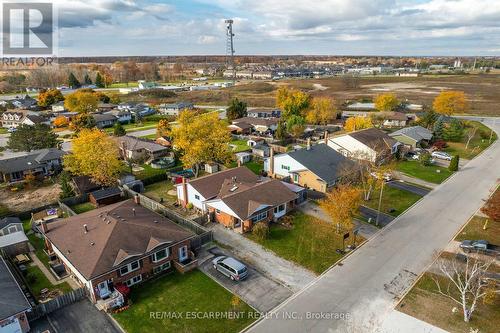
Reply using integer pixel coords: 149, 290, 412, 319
40, 199, 197, 304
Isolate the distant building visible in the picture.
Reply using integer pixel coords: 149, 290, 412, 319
1, 111, 50, 128
158, 102, 194, 116
247, 108, 281, 119
93, 113, 118, 128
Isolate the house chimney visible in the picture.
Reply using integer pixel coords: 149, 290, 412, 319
40, 220, 48, 234
181, 177, 188, 208
83, 224, 88, 233
324, 130, 329, 144
134, 193, 140, 205
306, 138, 311, 150
269, 148, 274, 178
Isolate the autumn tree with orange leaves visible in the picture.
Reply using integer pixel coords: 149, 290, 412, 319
320, 184, 362, 233
345, 116, 373, 132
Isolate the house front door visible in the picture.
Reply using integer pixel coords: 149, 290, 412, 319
178, 245, 188, 262
97, 281, 110, 298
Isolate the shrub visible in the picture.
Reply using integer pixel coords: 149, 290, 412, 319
186, 203, 193, 210
419, 151, 433, 166
252, 222, 269, 241
432, 140, 448, 149
448, 155, 459, 171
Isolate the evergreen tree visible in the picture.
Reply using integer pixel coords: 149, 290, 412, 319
275, 120, 287, 140
226, 98, 247, 121
68, 73, 81, 89
113, 122, 126, 136
95, 72, 105, 88
417, 109, 438, 129
433, 118, 444, 140
448, 155, 459, 171
84, 73, 92, 85
443, 119, 464, 142
59, 171, 75, 199
7, 124, 59, 152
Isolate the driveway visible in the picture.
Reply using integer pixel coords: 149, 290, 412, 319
29, 299, 122, 333
210, 224, 316, 293
199, 246, 293, 312
387, 180, 431, 196
359, 205, 395, 227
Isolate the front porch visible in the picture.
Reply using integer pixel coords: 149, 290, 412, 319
174, 251, 198, 274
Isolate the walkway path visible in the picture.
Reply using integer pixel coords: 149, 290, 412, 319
210, 224, 316, 293
393, 171, 438, 189
29, 245, 79, 289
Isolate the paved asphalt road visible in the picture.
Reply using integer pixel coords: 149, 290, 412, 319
246, 117, 500, 332
387, 180, 431, 196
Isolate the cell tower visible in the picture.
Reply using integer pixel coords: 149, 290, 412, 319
225, 19, 235, 80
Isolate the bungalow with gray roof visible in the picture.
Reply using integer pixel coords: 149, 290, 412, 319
389, 126, 433, 149
0, 148, 65, 183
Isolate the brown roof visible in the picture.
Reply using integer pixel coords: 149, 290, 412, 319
378, 112, 407, 121
349, 128, 398, 152
232, 117, 279, 127
187, 166, 259, 199
215, 179, 297, 220
45, 200, 194, 280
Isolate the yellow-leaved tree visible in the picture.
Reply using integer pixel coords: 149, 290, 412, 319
433, 91, 468, 116
345, 116, 373, 132
374, 93, 399, 112
276, 86, 310, 119
305, 97, 337, 125
170, 110, 231, 177
156, 119, 171, 138
64, 90, 99, 114
64, 129, 124, 186
320, 184, 362, 233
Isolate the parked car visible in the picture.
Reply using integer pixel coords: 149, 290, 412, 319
370, 172, 393, 181
212, 256, 248, 281
7, 127, 17, 133
431, 151, 452, 161
405, 151, 420, 160
459, 240, 500, 256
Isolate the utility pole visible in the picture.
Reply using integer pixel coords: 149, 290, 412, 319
375, 179, 385, 227
225, 19, 235, 82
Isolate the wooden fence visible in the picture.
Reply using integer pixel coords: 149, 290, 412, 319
27, 287, 88, 321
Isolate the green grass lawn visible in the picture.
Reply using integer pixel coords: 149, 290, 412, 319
455, 215, 500, 244
362, 185, 422, 217
25, 265, 72, 299
230, 139, 251, 152
247, 212, 359, 274
228, 160, 263, 175
143, 180, 176, 202
113, 270, 257, 333
0, 127, 8, 134
443, 121, 498, 160
140, 133, 158, 140
0, 203, 11, 218
108, 82, 139, 88
133, 164, 167, 180
70, 202, 96, 214
105, 121, 158, 134
398, 272, 500, 333
397, 160, 453, 184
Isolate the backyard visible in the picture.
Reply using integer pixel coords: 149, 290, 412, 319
396, 160, 453, 184
230, 139, 251, 152
143, 180, 177, 202
113, 270, 257, 333
70, 202, 96, 214
362, 185, 422, 217
25, 265, 72, 299
246, 212, 359, 274
398, 272, 500, 333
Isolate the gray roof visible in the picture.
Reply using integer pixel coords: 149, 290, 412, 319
90, 187, 122, 201
0, 231, 28, 248
288, 144, 354, 185
93, 113, 117, 123
115, 136, 168, 153
390, 126, 433, 142
0, 217, 22, 230
25, 114, 48, 124
0, 148, 65, 174
0, 257, 31, 320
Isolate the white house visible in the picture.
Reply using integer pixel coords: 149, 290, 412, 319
158, 102, 194, 116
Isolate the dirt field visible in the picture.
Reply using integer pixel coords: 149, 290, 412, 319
0, 183, 61, 214
170, 74, 500, 116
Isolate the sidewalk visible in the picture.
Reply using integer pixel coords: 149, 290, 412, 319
381, 310, 448, 333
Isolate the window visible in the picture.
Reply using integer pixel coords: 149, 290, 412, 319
119, 260, 140, 276
152, 248, 169, 263
293, 174, 299, 182
125, 274, 142, 287
215, 209, 220, 214
273, 204, 285, 214
153, 261, 171, 274
251, 211, 268, 223
194, 194, 200, 200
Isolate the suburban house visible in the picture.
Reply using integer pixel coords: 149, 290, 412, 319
1, 111, 50, 128
158, 102, 194, 116
231, 117, 279, 134
93, 113, 118, 128
41, 199, 197, 304
264, 143, 354, 193
389, 125, 433, 149
228, 122, 252, 135
118, 102, 156, 118
0, 148, 66, 183
376, 112, 408, 128
107, 109, 132, 123
205, 178, 300, 233
97, 103, 117, 112
115, 136, 169, 163
0, 217, 29, 256
247, 108, 281, 119
51, 101, 66, 113
176, 166, 261, 212
0, 257, 32, 333
328, 128, 400, 163
10, 96, 37, 109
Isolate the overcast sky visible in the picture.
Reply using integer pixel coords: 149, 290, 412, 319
53, 0, 500, 57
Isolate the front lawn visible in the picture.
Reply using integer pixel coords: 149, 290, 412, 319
140, 133, 158, 140
362, 185, 422, 217
113, 270, 257, 333
230, 139, 251, 152
143, 180, 176, 202
70, 202, 96, 214
247, 212, 359, 274
25, 265, 72, 299
397, 160, 453, 184
455, 215, 500, 244
398, 272, 500, 333
443, 121, 497, 160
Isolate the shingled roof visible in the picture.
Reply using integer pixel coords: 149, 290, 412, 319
349, 128, 398, 151
0, 148, 65, 174
44, 200, 194, 280
0, 257, 31, 321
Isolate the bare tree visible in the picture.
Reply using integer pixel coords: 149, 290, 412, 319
432, 255, 499, 322
465, 126, 478, 150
